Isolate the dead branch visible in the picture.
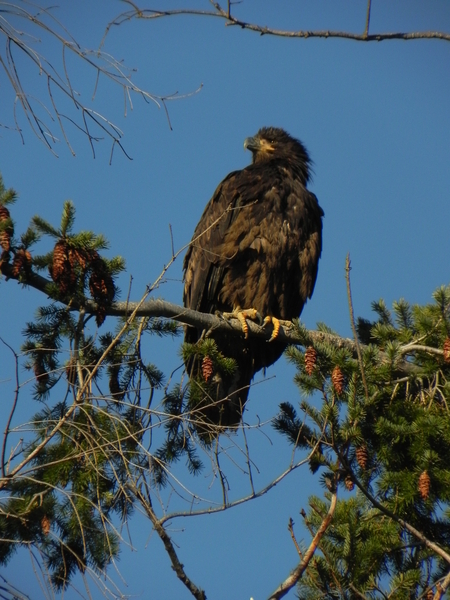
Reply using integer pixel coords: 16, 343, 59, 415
0, 1, 201, 158
107, 2, 450, 44
268, 487, 338, 600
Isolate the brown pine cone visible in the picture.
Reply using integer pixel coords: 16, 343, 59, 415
356, 445, 369, 470
34, 360, 49, 388
41, 515, 51, 536
50, 239, 77, 294
304, 346, 317, 376
443, 337, 450, 363
0, 205, 13, 251
418, 470, 431, 500
109, 366, 124, 400
331, 365, 345, 395
89, 257, 115, 326
11, 248, 32, 277
344, 474, 354, 491
66, 358, 78, 385
69, 247, 89, 270
202, 356, 214, 382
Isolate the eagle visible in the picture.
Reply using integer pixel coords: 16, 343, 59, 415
183, 127, 323, 435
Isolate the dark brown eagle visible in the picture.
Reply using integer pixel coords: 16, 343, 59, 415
183, 127, 323, 434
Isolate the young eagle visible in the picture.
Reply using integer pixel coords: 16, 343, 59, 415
183, 127, 324, 434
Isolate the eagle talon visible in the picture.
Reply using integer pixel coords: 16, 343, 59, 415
223, 308, 259, 339
263, 316, 281, 342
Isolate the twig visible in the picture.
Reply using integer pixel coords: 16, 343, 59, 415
288, 518, 302, 558
0, 337, 20, 478
132, 483, 206, 600
364, 0, 372, 38
268, 487, 338, 600
345, 254, 369, 400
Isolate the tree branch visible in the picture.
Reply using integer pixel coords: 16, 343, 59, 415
132, 482, 206, 600
108, 4, 450, 44
268, 488, 338, 600
1, 263, 430, 376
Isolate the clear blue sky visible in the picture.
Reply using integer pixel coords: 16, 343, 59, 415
1, 2, 450, 599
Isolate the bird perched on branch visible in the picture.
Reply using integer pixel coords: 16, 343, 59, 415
183, 127, 324, 435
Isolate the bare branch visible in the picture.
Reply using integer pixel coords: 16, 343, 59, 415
0, 337, 20, 479
268, 487, 338, 600
105, 4, 450, 44
132, 482, 207, 600
345, 254, 369, 399
0, 1, 201, 157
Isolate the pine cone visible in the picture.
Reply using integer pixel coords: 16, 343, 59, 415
202, 356, 214, 382
304, 346, 317, 376
41, 515, 51, 536
0, 205, 13, 251
418, 470, 431, 500
331, 365, 344, 395
69, 247, 89, 270
356, 445, 368, 470
89, 255, 115, 326
50, 239, 76, 294
443, 337, 450, 363
0, 250, 11, 275
344, 474, 354, 491
11, 248, 32, 277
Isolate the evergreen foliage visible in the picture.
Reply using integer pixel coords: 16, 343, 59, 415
2, 181, 450, 599
274, 286, 450, 598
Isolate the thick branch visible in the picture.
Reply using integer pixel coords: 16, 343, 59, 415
2, 265, 430, 376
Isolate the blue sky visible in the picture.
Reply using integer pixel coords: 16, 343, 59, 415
1, 2, 450, 599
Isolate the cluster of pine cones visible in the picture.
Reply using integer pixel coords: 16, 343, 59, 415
0, 205, 32, 277
1, 204, 115, 327
50, 239, 115, 325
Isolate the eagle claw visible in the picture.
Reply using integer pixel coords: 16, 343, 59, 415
223, 308, 260, 339
263, 316, 281, 342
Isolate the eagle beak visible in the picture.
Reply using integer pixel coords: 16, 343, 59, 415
244, 136, 260, 152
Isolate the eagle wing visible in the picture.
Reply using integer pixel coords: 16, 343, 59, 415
183, 166, 268, 315
183, 163, 323, 322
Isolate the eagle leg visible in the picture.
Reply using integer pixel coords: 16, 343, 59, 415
263, 315, 281, 342
223, 308, 259, 339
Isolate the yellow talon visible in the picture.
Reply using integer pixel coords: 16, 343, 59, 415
223, 308, 259, 339
263, 316, 281, 342
237, 312, 249, 338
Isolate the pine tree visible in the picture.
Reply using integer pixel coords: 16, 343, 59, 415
274, 289, 450, 598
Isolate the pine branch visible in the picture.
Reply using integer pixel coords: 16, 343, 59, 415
0, 263, 426, 376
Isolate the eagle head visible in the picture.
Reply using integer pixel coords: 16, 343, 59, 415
244, 126, 312, 184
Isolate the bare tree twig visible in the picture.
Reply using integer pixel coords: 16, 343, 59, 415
345, 254, 369, 399
132, 483, 207, 600
0, 1, 201, 157
0, 337, 20, 478
268, 487, 338, 600
364, 0, 372, 38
